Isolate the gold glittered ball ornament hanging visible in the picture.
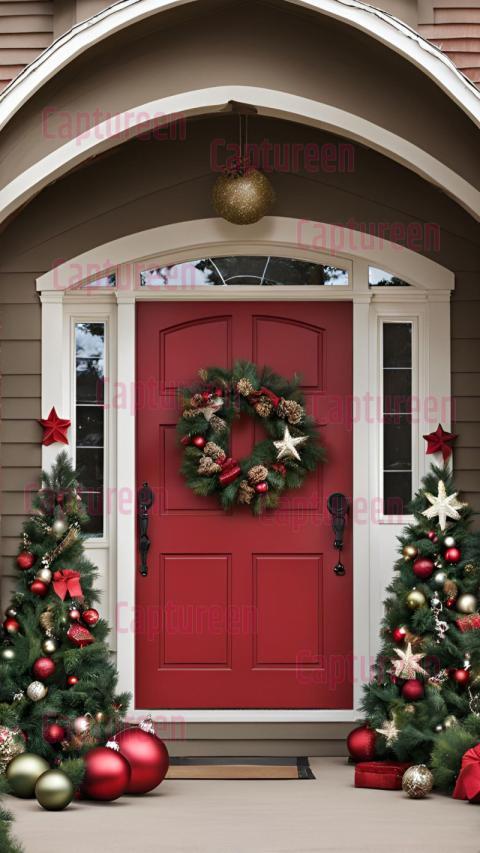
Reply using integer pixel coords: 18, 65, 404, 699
402, 764, 433, 799
212, 168, 275, 225
406, 588, 427, 609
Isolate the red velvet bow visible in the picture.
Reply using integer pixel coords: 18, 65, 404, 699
249, 387, 281, 408
53, 569, 84, 601
218, 456, 241, 487
453, 744, 480, 802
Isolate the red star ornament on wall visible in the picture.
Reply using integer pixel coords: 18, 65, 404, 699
38, 407, 71, 446
423, 423, 457, 461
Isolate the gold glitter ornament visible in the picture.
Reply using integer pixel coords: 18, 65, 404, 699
212, 169, 275, 225
402, 764, 433, 799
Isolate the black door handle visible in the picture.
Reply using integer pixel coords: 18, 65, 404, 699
138, 482, 154, 577
327, 492, 349, 576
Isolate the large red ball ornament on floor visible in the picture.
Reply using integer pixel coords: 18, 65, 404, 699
114, 726, 170, 794
402, 680, 425, 701
346, 725, 376, 763
17, 551, 35, 570
33, 657, 56, 680
81, 746, 131, 801
412, 557, 434, 580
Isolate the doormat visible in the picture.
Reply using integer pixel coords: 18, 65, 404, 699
166, 756, 315, 780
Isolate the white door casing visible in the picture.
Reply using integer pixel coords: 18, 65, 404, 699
37, 216, 453, 722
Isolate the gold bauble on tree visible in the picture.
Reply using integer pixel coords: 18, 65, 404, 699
6, 753, 50, 798
212, 168, 275, 225
402, 764, 433, 799
35, 769, 74, 811
402, 545, 418, 560
456, 593, 478, 614
406, 588, 427, 609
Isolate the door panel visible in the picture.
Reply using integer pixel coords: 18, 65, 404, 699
136, 302, 353, 708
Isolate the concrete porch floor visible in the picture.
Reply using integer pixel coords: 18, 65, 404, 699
6, 757, 478, 853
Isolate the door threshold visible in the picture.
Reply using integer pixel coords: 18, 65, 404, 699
132, 709, 359, 723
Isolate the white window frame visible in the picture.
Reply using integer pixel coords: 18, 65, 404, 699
37, 216, 453, 723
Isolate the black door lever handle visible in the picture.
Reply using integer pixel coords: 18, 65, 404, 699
327, 492, 349, 576
138, 482, 154, 577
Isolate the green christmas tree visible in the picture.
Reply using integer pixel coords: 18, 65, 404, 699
0, 803, 22, 853
0, 453, 129, 775
362, 466, 480, 781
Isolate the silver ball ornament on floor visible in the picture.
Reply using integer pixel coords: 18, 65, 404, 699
402, 765, 433, 799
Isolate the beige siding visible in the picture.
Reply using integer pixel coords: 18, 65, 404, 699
0, 271, 42, 593
452, 278, 480, 511
0, 0, 53, 91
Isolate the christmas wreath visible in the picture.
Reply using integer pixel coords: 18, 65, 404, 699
177, 361, 325, 514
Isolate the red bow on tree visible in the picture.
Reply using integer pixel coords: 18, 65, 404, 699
53, 569, 84, 601
423, 424, 457, 460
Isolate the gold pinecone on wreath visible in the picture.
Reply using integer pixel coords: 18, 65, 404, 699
248, 465, 269, 485
198, 369, 208, 382
190, 393, 204, 408
238, 480, 255, 504
277, 398, 304, 425
183, 408, 199, 420
198, 456, 221, 476
39, 607, 55, 635
254, 397, 273, 418
236, 378, 255, 397
209, 414, 227, 433
204, 442, 224, 460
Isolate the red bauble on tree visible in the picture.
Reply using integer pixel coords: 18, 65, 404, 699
66, 675, 79, 687
67, 623, 94, 647
43, 722, 66, 745
402, 680, 425, 701
113, 722, 170, 794
413, 557, 434, 580
16, 551, 35, 571
30, 579, 48, 597
445, 547, 461, 564
392, 626, 407, 643
450, 668, 470, 687
346, 725, 376, 763
82, 608, 100, 627
33, 657, 56, 680
3, 617, 20, 635
81, 745, 131, 801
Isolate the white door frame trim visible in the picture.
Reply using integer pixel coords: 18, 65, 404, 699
38, 217, 453, 723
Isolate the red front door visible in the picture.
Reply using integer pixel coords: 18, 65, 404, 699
136, 302, 352, 708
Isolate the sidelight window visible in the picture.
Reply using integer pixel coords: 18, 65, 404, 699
382, 321, 413, 515
74, 322, 105, 535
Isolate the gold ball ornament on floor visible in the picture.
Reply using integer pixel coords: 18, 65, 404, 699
402, 764, 433, 799
6, 753, 50, 798
406, 588, 427, 609
212, 168, 275, 225
26, 681, 48, 702
35, 769, 74, 811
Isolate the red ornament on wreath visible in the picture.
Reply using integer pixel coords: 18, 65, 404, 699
81, 745, 131, 801
30, 579, 48, 597
112, 720, 170, 794
33, 657, 56, 680
413, 557, 434, 580
402, 679, 425, 701
38, 407, 71, 446
346, 725, 376, 763
82, 608, 100, 627
16, 551, 35, 571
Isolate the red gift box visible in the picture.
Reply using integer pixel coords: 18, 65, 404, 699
355, 761, 412, 790
453, 744, 480, 802
456, 614, 480, 633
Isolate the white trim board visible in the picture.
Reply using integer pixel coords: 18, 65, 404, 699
38, 218, 453, 723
